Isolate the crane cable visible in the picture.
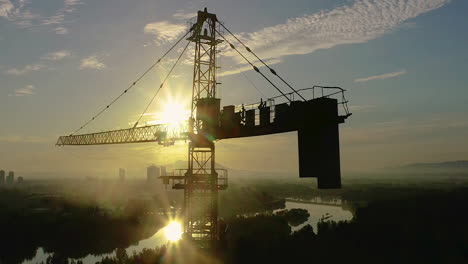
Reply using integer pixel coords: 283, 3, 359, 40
214, 29, 291, 103
236, 65, 265, 98
70, 28, 194, 136
219, 23, 306, 101
133, 40, 191, 128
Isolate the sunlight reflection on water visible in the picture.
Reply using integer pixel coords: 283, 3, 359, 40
23, 203, 351, 264
22, 221, 176, 264
284, 201, 353, 231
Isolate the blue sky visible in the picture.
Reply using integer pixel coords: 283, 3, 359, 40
1, 0, 468, 178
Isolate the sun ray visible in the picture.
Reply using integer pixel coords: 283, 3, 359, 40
164, 221, 183, 242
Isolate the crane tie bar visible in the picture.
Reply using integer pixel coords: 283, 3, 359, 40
134, 40, 191, 128
215, 28, 291, 103
219, 23, 306, 101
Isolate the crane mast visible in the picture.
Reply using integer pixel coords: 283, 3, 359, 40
184, 9, 223, 246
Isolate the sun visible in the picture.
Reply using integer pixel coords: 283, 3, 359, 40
159, 100, 190, 124
164, 221, 183, 242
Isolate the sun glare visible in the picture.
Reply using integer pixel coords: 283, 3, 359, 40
160, 101, 190, 124
164, 221, 183, 242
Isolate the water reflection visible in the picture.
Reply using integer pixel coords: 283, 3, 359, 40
284, 201, 353, 231
22, 203, 350, 264
23, 220, 180, 264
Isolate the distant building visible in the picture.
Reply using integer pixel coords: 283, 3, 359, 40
17, 177, 24, 184
119, 168, 126, 181
147, 165, 160, 182
6, 171, 14, 184
160, 166, 167, 176
0, 170, 5, 184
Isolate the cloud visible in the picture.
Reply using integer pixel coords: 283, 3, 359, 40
80, 56, 106, 70
0, 0, 14, 18
41, 50, 71, 61
0, 0, 82, 33
5, 64, 44, 75
173, 10, 197, 20
223, 0, 450, 62
41, 14, 64, 25
354, 70, 407, 83
41, 0, 82, 25
348, 104, 376, 112
4, 50, 70, 76
10, 84, 35, 96
54, 26, 68, 34
144, 21, 187, 45
219, 58, 282, 77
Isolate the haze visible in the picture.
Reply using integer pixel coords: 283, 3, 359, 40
1, 0, 468, 178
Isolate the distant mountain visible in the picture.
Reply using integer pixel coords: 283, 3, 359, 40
402, 160, 468, 170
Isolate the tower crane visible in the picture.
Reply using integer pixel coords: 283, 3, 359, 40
56, 8, 351, 248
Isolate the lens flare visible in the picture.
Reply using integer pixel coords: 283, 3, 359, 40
164, 221, 183, 242
160, 101, 190, 124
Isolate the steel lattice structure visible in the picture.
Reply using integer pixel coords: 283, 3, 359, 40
57, 123, 189, 146
184, 10, 222, 246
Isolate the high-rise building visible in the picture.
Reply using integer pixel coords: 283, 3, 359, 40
147, 165, 160, 182
6, 171, 14, 184
119, 168, 126, 181
17, 177, 24, 184
0, 170, 5, 184
160, 166, 167, 176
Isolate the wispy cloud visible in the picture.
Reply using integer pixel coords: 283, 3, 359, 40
41, 50, 71, 61
144, 21, 187, 45
80, 56, 106, 70
349, 105, 376, 112
0, 0, 83, 34
40, 0, 82, 30
223, 0, 450, 62
53, 26, 68, 34
173, 10, 197, 20
5, 50, 72, 76
0, 0, 15, 18
354, 70, 407, 83
10, 84, 36, 96
219, 58, 282, 77
6, 64, 44, 75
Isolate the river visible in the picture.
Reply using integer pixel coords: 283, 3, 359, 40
283, 201, 353, 231
23, 201, 353, 264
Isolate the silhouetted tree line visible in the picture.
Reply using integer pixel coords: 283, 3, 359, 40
78, 187, 468, 264
221, 188, 468, 264
2, 182, 468, 263
0, 189, 162, 264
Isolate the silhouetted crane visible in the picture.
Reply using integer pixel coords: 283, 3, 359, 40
57, 8, 351, 248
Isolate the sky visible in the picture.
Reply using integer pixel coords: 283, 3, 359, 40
1, 0, 468, 179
